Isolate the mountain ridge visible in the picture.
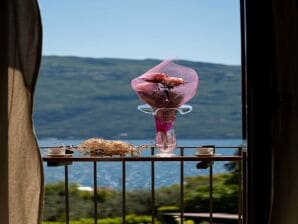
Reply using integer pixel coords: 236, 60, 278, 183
33, 56, 242, 139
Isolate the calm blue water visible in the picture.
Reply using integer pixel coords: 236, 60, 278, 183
40, 139, 242, 190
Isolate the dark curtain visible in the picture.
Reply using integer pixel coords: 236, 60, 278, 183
270, 1, 298, 223
0, 0, 44, 223
246, 0, 298, 223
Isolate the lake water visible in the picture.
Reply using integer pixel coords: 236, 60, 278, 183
40, 139, 242, 190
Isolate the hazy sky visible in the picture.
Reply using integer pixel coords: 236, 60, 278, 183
38, 0, 240, 65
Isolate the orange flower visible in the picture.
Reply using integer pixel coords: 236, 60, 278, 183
142, 72, 168, 83
162, 77, 184, 88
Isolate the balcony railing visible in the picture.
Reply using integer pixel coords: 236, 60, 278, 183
42, 146, 247, 224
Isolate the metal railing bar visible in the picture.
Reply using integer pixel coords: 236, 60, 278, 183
180, 147, 184, 224
93, 162, 98, 224
43, 156, 242, 162
176, 146, 242, 149
209, 146, 242, 149
122, 159, 126, 224
64, 165, 69, 224
41, 146, 242, 149
209, 163, 213, 224
151, 147, 155, 224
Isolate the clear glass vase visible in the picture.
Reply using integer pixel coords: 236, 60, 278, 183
154, 108, 177, 157
137, 104, 192, 157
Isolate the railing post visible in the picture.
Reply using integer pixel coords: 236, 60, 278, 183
243, 150, 247, 224
209, 162, 213, 224
122, 158, 126, 224
93, 161, 98, 224
64, 165, 69, 224
151, 146, 155, 224
180, 147, 184, 224
238, 147, 243, 224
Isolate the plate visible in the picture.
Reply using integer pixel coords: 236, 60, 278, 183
47, 154, 72, 157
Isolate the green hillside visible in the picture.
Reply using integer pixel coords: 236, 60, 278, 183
33, 56, 242, 139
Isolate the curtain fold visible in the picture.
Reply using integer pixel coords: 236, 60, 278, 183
0, 0, 44, 223
270, 1, 298, 224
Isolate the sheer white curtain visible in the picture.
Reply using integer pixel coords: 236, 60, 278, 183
0, 0, 44, 223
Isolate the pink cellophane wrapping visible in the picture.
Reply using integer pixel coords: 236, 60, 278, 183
131, 60, 199, 109
131, 60, 199, 155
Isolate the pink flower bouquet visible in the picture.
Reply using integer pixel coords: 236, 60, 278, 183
131, 60, 199, 156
